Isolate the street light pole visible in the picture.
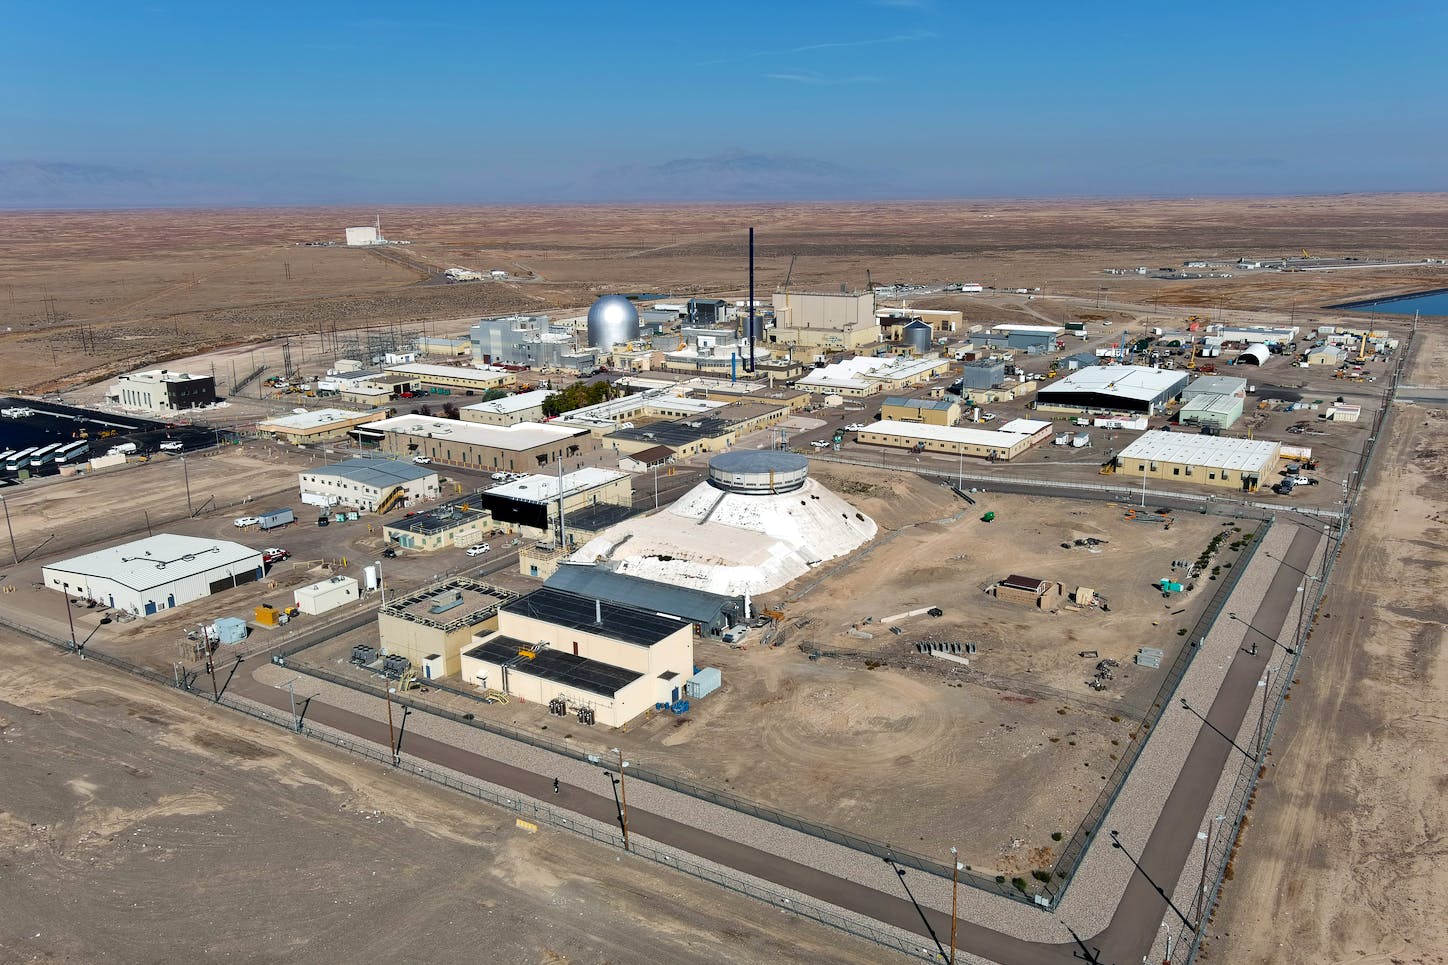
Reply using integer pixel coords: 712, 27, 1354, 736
375, 559, 386, 607
950, 846, 960, 965
1196, 815, 1225, 925
282, 676, 301, 732
60, 582, 78, 653
1, 495, 17, 564
611, 747, 631, 851
385, 684, 398, 765
181, 455, 193, 517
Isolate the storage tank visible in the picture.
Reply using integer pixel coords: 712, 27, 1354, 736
586, 294, 640, 349
363, 565, 379, 591
901, 320, 933, 354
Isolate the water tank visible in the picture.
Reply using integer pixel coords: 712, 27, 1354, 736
586, 295, 640, 349
707, 450, 810, 494
363, 565, 379, 591
902, 320, 933, 354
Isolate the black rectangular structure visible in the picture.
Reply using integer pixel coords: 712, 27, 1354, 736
465, 637, 642, 697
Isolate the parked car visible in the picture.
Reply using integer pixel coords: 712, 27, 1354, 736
843, 423, 866, 432
810, 439, 831, 448
262, 548, 290, 564
381, 547, 398, 558
233, 516, 260, 528
158, 441, 183, 452
465, 543, 491, 557
490, 472, 508, 481
412, 455, 431, 464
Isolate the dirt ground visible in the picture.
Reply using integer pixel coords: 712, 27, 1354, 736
290, 471, 1241, 876
4, 196, 1447, 393
1206, 326, 1448, 965
0, 627, 888, 965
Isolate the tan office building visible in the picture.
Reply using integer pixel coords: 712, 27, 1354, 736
378, 578, 516, 678
768, 290, 877, 351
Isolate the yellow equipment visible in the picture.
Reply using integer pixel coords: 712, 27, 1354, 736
377, 485, 406, 516
1302, 248, 1311, 259
1358, 331, 1368, 362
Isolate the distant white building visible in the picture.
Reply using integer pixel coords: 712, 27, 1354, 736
345, 225, 382, 246
105, 369, 216, 414
43, 534, 263, 617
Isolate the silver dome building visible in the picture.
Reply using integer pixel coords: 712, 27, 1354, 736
586, 295, 640, 349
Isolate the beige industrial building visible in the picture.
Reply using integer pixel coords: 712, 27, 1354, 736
459, 389, 555, 426
795, 355, 952, 398
382, 362, 517, 394
257, 408, 385, 444
297, 457, 439, 513
603, 400, 792, 458
768, 290, 877, 350
294, 575, 360, 615
993, 574, 1064, 610
379, 578, 516, 678
366, 414, 595, 472
876, 308, 963, 339
459, 586, 695, 728
879, 396, 961, 426
1114, 431, 1280, 491
856, 419, 1047, 461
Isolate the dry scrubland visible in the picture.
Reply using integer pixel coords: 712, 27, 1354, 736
0, 630, 883, 964
1208, 327, 1448, 965
4, 195, 1448, 392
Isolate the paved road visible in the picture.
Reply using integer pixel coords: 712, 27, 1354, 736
222, 521, 1320, 964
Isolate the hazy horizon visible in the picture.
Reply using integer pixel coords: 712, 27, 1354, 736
5, 1, 1446, 208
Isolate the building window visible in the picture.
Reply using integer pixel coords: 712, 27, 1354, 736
1208, 472, 1217, 480
1172, 467, 1180, 476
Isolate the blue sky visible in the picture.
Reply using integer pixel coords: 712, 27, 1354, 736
2, 0, 1446, 205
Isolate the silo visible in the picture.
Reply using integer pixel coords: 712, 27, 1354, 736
902, 320, 933, 354
586, 295, 640, 349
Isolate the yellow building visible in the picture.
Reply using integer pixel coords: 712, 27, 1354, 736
879, 396, 960, 426
768, 290, 877, 351
856, 420, 1045, 461
256, 408, 387, 444
1113, 431, 1279, 491
459, 586, 696, 727
378, 578, 516, 678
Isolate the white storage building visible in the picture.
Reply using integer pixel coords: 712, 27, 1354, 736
294, 575, 360, 615
1115, 431, 1279, 491
42, 534, 263, 617
298, 457, 439, 513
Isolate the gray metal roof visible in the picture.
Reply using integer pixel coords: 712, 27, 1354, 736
708, 450, 808, 474
306, 457, 435, 489
504, 586, 688, 647
883, 396, 956, 411
545, 564, 743, 626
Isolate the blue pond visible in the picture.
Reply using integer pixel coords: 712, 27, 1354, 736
1334, 289, 1448, 317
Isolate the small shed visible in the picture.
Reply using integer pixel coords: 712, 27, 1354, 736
619, 445, 675, 473
213, 617, 249, 645
294, 575, 360, 616
687, 667, 722, 700
993, 574, 1062, 609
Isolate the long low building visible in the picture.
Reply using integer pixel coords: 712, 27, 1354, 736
42, 534, 263, 617
459, 389, 555, 426
1114, 430, 1280, 491
795, 355, 951, 398
1177, 394, 1243, 431
258, 408, 386, 444
298, 457, 439, 513
1036, 366, 1188, 415
545, 563, 746, 638
855, 419, 1048, 461
364, 414, 594, 472
382, 362, 517, 393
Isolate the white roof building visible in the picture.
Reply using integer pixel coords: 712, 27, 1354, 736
461, 389, 555, 417
42, 534, 263, 617
364, 414, 583, 451
795, 354, 947, 395
1118, 430, 1280, 476
1037, 365, 1189, 413
488, 468, 627, 503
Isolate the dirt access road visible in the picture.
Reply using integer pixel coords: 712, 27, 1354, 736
0, 628, 885, 965
1207, 327, 1448, 965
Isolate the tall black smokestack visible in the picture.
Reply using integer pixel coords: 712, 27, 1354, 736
747, 227, 756, 373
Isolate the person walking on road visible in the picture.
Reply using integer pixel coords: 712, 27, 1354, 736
553, 777, 560, 795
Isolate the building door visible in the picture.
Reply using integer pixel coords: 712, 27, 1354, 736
672, 686, 680, 703
572, 642, 579, 656
143, 601, 157, 616
167, 593, 175, 609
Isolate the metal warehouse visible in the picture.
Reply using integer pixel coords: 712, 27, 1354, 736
856, 420, 1045, 461
1115, 430, 1280, 491
458, 389, 556, 426
545, 563, 746, 638
258, 408, 385, 444
1036, 366, 1188, 414
879, 396, 960, 426
1180, 375, 1248, 403
42, 534, 263, 617
367, 414, 594, 472
1177, 394, 1243, 430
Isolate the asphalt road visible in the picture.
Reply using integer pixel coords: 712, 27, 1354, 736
223, 520, 1320, 965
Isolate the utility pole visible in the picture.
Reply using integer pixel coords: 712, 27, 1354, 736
181, 456, 192, 516
283, 676, 301, 731
1, 495, 17, 564
610, 747, 631, 851
949, 846, 960, 965
60, 582, 78, 653
385, 683, 398, 766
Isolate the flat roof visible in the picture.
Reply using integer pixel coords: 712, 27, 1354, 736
367, 414, 587, 450
465, 637, 642, 698
862, 419, 1038, 447
381, 578, 516, 631
621, 444, 675, 464
44, 534, 260, 593
997, 418, 1052, 435
709, 450, 809, 474
305, 457, 436, 488
488, 468, 626, 504
991, 324, 1065, 334
1185, 375, 1247, 395
1118, 430, 1280, 472
384, 362, 514, 380
505, 586, 687, 648
258, 408, 379, 430
384, 490, 490, 535
882, 396, 956, 411
546, 564, 742, 626
461, 389, 555, 415
1040, 366, 1185, 402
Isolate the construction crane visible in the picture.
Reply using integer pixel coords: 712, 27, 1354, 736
1186, 340, 1198, 370
1301, 248, 1311, 260
1357, 331, 1368, 362
866, 268, 875, 292
782, 254, 797, 290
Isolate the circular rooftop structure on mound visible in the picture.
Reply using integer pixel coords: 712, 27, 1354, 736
708, 450, 810, 494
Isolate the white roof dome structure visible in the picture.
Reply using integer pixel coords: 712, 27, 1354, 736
586, 295, 640, 349
570, 451, 876, 595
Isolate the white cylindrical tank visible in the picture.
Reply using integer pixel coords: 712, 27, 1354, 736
363, 565, 379, 591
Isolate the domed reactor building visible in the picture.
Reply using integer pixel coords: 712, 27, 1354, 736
570, 451, 877, 595
586, 294, 640, 350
